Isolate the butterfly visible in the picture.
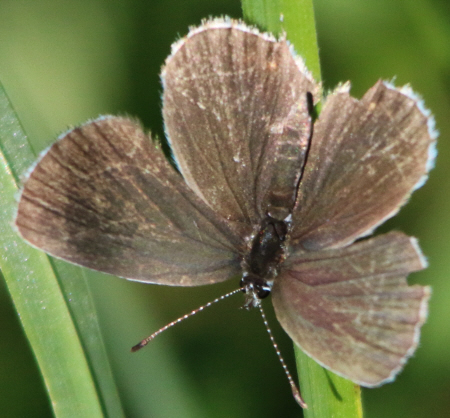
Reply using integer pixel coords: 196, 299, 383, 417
15, 18, 436, 406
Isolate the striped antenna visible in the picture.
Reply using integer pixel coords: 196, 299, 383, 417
258, 305, 308, 409
131, 288, 243, 352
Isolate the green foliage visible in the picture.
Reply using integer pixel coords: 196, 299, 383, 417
242, 1, 362, 416
0, 83, 109, 417
0, 1, 449, 417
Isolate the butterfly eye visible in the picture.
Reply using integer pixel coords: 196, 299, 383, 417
240, 275, 272, 299
257, 285, 271, 299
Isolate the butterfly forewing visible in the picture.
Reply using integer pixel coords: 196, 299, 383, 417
15, 116, 244, 285
273, 232, 429, 386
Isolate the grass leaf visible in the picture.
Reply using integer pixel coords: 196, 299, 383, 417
0, 81, 124, 418
241, 1, 363, 415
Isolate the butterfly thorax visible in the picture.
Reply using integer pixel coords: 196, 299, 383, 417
241, 217, 288, 309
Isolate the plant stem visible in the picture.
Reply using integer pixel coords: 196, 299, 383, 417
241, 1, 363, 416
0, 82, 124, 418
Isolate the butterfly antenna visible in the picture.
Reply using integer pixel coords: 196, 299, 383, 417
131, 288, 243, 352
258, 305, 308, 409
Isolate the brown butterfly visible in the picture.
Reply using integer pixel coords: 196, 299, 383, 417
15, 19, 436, 407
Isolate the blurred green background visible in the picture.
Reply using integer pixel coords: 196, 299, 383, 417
0, 0, 449, 417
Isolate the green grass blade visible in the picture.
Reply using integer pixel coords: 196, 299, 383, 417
242, 1, 363, 416
295, 349, 363, 418
0, 82, 124, 418
242, 0, 321, 81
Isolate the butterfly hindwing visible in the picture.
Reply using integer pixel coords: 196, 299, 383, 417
163, 21, 319, 224
292, 81, 436, 250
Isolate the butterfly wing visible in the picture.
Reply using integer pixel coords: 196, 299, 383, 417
163, 20, 319, 224
272, 232, 429, 386
15, 116, 244, 285
292, 81, 437, 251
